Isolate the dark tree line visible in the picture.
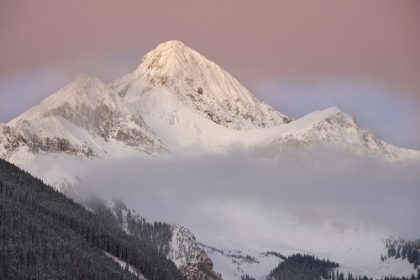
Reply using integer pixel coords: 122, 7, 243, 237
383, 239, 420, 269
382, 273, 420, 280
0, 158, 186, 280
266, 251, 287, 260
268, 253, 339, 280
338, 271, 420, 280
85, 197, 173, 257
266, 252, 420, 280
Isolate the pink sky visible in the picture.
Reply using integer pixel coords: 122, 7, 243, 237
1, 1, 419, 92
0, 0, 419, 148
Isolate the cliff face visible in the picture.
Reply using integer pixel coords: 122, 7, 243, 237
168, 224, 222, 280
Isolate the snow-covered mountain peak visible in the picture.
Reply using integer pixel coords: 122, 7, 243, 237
1, 73, 166, 168
8, 74, 117, 124
134, 39, 215, 82
112, 40, 293, 130
144, 39, 186, 58
156, 39, 186, 49
72, 73, 94, 82
135, 40, 194, 73
301, 107, 342, 120
61, 74, 116, 105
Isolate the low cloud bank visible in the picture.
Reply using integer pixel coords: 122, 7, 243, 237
77, 153, 420, 249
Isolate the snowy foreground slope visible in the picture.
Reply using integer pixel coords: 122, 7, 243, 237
193, 224, 419, 280
1, 40, 420, 279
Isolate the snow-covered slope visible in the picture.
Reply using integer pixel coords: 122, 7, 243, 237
196, 234, 282, 280
195, 228, 419, 280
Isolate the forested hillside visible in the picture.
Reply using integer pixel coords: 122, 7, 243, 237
267, 253, 339, 280
0, 158, 185, 280
267, 253, 420, 280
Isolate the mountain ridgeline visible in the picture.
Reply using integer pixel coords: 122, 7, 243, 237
1, 40, 419, 177
0, 158, 185, 280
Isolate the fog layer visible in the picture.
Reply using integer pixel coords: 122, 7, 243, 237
79, 154, 420, 250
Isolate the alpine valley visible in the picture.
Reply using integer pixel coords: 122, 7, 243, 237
1, 41, 419, 280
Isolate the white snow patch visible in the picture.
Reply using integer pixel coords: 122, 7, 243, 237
104, 251, 146, 279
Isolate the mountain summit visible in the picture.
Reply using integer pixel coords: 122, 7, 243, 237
111, 40, 293, 130
135, 40, 189, 72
